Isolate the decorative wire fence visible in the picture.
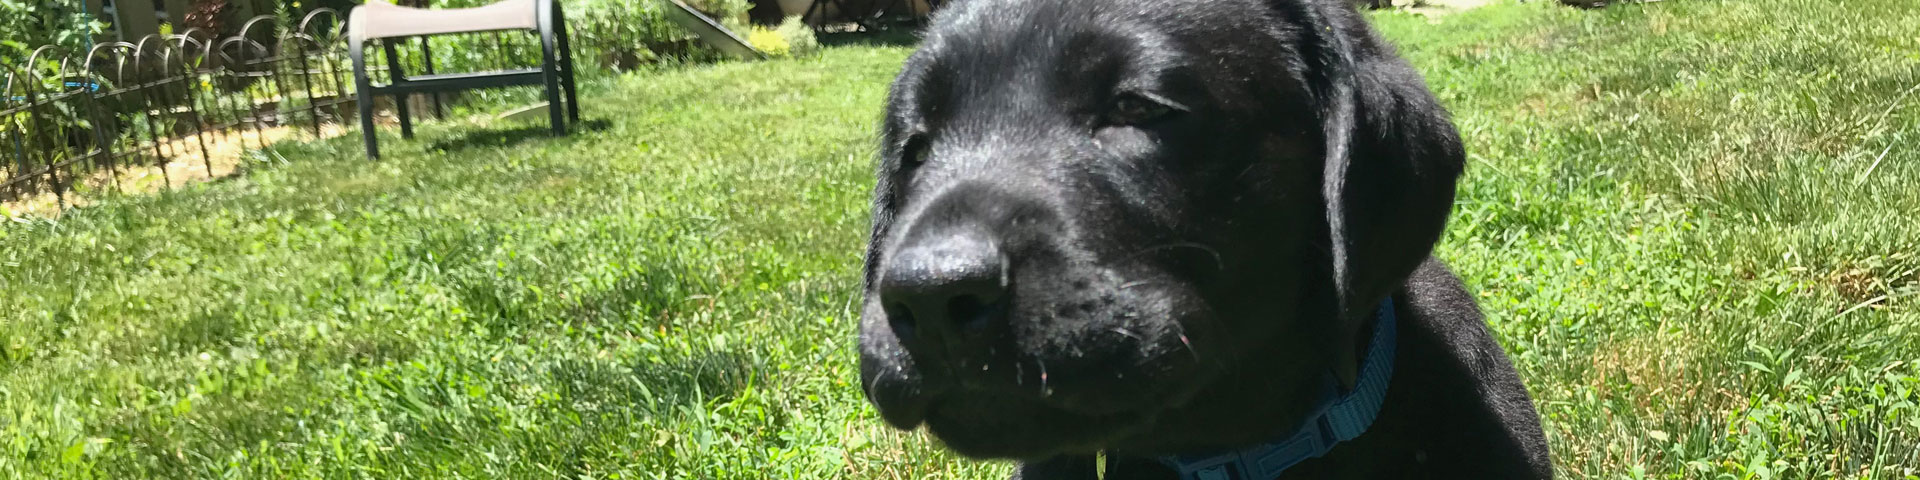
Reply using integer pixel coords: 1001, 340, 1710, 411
3, 11, 344, 210
0, 8, 552, 213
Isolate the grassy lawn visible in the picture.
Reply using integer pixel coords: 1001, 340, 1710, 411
3, 0, 1917, 478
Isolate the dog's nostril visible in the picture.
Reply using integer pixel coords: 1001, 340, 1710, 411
886, 302, 918, 338
946, 294, 991, 329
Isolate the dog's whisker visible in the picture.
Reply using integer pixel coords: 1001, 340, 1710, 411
1038, 360, 1050, 397
998, 253, 1011, 288
1163, 309, 1206, 363
1121, 242, 1227, 272
865, 364, 891, 397
1130, 330, 1202, 367
1137, 344, 1186, 370
1235, 163, 1262, 182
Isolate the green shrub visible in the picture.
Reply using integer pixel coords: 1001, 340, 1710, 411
569, 0, 699, 71
421, 0, 755, 74
682, 0, 752, 25
748, 16, 818, 59
746, 27, 788, 58
0, 0, 105, 67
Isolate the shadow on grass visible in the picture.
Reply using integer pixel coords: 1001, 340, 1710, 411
427, 118, 613, 153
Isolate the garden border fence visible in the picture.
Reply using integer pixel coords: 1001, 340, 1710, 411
1, 10, 356, 210
3, 2, 814, 213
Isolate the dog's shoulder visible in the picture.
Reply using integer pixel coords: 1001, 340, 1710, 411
1373, 257, 1553, 478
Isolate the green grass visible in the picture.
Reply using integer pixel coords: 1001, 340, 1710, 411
2, 0, 1916, 478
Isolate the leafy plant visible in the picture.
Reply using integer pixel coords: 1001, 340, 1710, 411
749, 16, 819, 59
181, 0, 240, 38
0, 0, 105, 67
422, 0, 754, 73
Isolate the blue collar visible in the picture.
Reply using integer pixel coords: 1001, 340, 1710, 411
1153, 298, 1398, 480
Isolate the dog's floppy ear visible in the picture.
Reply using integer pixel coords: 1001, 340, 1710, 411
1279, 0, 1466, 385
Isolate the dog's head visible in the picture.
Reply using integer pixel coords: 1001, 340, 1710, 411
859, 0, 1464, 459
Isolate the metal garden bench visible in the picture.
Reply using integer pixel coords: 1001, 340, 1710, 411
348, 0, 579, 159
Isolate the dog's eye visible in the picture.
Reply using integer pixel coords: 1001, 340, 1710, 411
1107, 93, 1178, 126
901, 134, 930, 167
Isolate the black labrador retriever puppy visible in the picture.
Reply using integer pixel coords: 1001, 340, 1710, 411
857, 0, 1554, 478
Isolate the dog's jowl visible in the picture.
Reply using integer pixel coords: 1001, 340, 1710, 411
857, 0, 1553, 478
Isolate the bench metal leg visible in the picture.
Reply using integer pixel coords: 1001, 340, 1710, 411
540, 69, 564, 136
539, 0, 566, 136
352, 41, 380, 159
556, 2, 579, 123
359, 93, 380, 159
395, 92, 414, 138
382, 42, 416, 139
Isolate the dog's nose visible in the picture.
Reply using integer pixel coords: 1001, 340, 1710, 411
878, 226, 1010, 353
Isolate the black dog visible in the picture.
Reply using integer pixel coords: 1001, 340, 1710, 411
857, 0, 1553, 478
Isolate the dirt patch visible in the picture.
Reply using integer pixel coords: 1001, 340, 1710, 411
1822, 253, 1917, 305
2, 124, 350, 218
1587, 326, 1736, 414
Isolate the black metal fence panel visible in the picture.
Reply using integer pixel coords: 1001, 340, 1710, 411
4, 8, 572, 213
1, 10, 360, 210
